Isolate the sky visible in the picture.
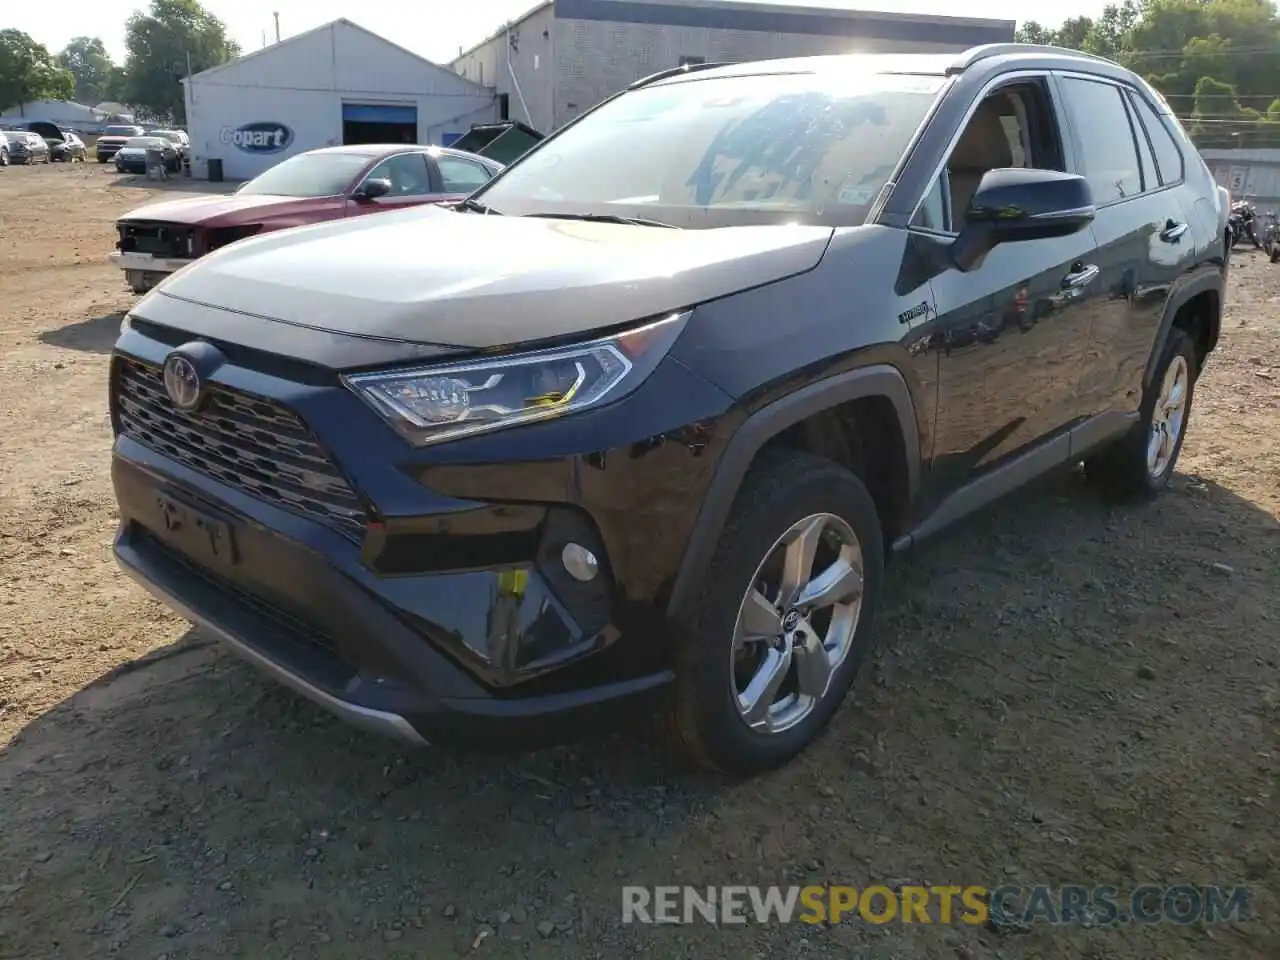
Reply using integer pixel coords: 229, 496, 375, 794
9, 0, 1111, 67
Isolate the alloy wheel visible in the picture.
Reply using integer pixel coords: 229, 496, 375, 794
730, 513, 864, 734
1147, 354, 1189, 479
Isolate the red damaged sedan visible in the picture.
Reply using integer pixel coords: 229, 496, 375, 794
111, 143, 503, 294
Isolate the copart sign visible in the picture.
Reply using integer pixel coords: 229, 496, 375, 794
221, 121, 293, 153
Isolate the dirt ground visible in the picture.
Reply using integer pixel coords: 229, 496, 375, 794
0, 163, 1276, 960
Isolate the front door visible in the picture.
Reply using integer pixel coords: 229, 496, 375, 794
919, 78, 1105, 499
346, 152, 437, 217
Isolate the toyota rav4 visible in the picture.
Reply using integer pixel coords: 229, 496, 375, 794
109, 44, 1228, 774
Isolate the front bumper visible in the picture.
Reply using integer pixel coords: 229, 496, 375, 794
108, 322, 733, 746
112, 466, 673, 747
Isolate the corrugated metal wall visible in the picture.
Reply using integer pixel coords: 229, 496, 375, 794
1202, 148, 1280, 207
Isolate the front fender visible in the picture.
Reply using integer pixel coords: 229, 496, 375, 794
664, 364, 921, 620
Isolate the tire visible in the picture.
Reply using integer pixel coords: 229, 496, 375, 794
97, 156, 107, 164
665, 448, 885, 775
1087, 327, 1198, 499
1271, 244, 1279, 264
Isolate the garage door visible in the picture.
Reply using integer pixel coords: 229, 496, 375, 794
342, 103, 417, 124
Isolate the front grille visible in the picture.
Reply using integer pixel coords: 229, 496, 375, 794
117, 220, 195, 258
114, 357, 367, 540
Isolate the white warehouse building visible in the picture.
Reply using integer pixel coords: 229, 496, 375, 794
183, 19, 499, 181
451, 0, 1015, 134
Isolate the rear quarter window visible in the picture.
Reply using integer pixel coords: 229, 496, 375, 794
1126, 91, 1185, 185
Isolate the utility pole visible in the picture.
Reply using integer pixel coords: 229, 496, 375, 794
273, 12, 280, 43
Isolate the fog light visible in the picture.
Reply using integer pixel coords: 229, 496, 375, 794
561, 542, 599, 582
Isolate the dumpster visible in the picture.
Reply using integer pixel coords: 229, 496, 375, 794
450, 121, 543, 166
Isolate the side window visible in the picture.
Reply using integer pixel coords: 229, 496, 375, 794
1057, 76, 1142, 204
1125, 95, 1158, 192
437, 156, 493, 193
914, 81, 1063, 233
365, 153, 432, 196
915, 174, 949, 232
1127, 90, 1185, 186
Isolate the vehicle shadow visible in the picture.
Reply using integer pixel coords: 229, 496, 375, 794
0, 472, 1276, 958
38, 311, 125, 354
107, 174, 239, 195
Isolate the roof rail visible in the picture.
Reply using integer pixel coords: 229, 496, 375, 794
628, 61, 732, 89
946, 42, 1116, 76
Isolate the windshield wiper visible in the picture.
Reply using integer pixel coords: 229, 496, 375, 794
455, 197, 501, 215
524, 212, 677, 228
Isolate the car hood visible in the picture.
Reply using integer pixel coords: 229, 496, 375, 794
98, 136, 132, 144
118, 193, 317, 225
147, 206, 834, 349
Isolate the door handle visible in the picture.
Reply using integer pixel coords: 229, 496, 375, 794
1160, 221, 1189, 243
1061, 263, 1100, 289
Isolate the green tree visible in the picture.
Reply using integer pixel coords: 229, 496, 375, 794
0, 29, 75, 113
1017, 0, 1280, 145
121, 0, 240, 122
1015, 21, 1059, 45
57, 37, 115, 105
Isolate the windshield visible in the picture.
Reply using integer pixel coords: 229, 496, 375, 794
105, 125, 140, 137
238, 152, 371, 197
474, 68, 946, 228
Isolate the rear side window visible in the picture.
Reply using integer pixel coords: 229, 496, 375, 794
436, 155, 493, 193
1057, 76, 1142, 204
1126, 91, 1185, 185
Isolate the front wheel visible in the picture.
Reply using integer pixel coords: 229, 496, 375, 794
1087, 328, 1197, 498
666, 449, 885, 775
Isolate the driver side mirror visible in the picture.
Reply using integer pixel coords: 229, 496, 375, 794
951, 169, 1095, 272
353, 177, 392, 202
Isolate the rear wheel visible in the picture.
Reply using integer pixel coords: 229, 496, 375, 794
1087, 328, 1197, 498
666, 449, 884, 774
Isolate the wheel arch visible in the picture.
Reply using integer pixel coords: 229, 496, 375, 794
1144, 267, 1223, 389
664, 364, 921, 620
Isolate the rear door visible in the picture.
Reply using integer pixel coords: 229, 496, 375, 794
1052, 73, 1197, 438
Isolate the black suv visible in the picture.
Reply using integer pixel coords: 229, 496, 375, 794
109, 44, 1227, 774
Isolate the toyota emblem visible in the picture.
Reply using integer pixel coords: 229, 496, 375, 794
163, 353, 204, 411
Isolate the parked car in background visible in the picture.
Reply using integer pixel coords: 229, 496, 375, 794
108, 45, 1227, 772
1, 131, 50, 164
150, 128, 190, 154
52, 129, 87, 162
7, 120, 86, 161
110, 143, 503, 293
97, 124, 145, 163
113, 136, 183, 176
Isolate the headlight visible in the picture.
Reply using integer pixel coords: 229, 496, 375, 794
343, 311, 690, 446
